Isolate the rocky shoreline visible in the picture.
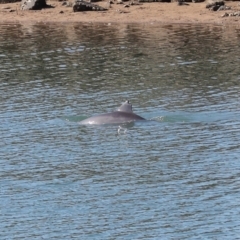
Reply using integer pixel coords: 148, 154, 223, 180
0, 0, 240, 24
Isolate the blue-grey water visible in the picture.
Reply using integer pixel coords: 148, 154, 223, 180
1, 23, 240, 239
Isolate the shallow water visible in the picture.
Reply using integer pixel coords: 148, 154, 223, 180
1, 23, 240, 239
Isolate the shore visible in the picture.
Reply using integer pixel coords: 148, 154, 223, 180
0, 0, 240, 24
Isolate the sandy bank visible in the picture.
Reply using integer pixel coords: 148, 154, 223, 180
0, 0, 240, 24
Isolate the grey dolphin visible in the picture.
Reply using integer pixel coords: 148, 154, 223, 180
80, 100, 145, 125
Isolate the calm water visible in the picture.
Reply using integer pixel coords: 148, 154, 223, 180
1, 23, 240, 239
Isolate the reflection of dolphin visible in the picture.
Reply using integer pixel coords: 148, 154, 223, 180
80, 100, 145, 125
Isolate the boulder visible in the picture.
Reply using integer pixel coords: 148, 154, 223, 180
139, 0, 171, 2
206, 0, 224, 10
0, 0, 20, 3
20, 0, 51, 10
73, 0, 107, 11
191, 0, 205, 2
173, 0, 204, 3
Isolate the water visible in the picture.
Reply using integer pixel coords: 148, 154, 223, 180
1, 23, 240, 239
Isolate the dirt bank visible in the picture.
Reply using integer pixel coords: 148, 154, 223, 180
0, 0, 240, 24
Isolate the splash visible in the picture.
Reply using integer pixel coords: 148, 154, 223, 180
117, 126, 128, 134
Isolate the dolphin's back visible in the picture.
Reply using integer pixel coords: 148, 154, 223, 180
80, 111, 145, 125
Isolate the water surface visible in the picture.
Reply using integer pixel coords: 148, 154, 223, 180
1, 23, 240, 239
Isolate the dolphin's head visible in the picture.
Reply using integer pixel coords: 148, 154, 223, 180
117, 100, 133, 112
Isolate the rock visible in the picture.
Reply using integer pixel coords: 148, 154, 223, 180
217, 5, 231, 10
116, 8, 129, 13
172, 0, 188, 2
221, 12, 229, 17
139, 0, 171, 2
62, 1, 73, 6
206, 0, 231, 12
209, 5, 219, 10
206, 0, 225, 11
116, 0, 123, 4
20, 0, 52, 10
177, 0, 189, 5
221, 11, 240, 17
191, 0, 204, 2
206, 0, 224, 9
129, 1, 142, 5
73, 0, 107, 11
217, 5, 224, 10
233, 11, 240, 16
0, 0, 20, 3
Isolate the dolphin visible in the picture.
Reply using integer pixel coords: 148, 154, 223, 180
79, 100, 145, 125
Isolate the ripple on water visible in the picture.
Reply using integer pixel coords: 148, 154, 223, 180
0, 23, 240, 239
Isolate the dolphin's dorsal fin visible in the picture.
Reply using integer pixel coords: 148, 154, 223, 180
116, 100, 133, 112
